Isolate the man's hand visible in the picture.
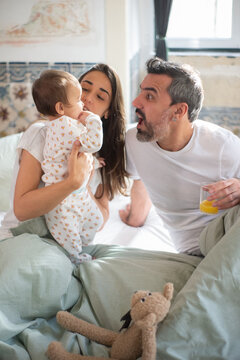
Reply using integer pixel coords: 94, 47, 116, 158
119, 203, 132, 224
205, 178, 240, 210
119, 180, 152, 227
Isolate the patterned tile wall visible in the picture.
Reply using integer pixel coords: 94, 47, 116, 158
199, 107, 240, 137
1, 61, 240, 137
0, 62, 94, 137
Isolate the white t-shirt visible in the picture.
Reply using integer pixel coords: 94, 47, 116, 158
126, 120, 240, 255
0, 122, 101, 239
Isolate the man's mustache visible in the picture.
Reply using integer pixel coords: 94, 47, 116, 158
135, 108, 146, 121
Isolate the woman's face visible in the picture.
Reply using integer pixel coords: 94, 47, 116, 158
80, 70, 112, 118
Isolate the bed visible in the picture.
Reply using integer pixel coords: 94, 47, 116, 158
1, 133, 240, 360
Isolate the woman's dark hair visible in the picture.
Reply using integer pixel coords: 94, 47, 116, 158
79, 64, 129, 200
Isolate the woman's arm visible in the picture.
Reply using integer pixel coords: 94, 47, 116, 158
14, 141, 93, 221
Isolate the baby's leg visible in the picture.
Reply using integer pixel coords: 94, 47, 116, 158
80, 193, 104, 246
47, 341, 117, 360
45, 196, 91, 263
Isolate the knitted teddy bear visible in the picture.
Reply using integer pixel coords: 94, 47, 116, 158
47, 282, 174, 360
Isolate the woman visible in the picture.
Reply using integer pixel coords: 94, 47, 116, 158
80, 63, 128, 201
1, 63, 128, 236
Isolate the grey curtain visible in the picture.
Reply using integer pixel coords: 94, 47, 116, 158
154, 0, 173, 60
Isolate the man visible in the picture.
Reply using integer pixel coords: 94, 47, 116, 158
120, 57, 240, 255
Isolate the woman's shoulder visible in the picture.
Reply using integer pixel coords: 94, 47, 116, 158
18, 121, 47, 162
23, 121, 47, 137
19, 121, 47, 147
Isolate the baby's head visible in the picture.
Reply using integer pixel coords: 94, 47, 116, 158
32, 69, 83, 120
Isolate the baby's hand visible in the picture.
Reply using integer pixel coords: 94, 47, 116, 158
78, 110, 93, 125
93, 157, 105, 170
97, 157, 106, 168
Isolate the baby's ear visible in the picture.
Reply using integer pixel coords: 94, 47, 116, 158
55, 101, 64, 115
163, 283, 174, 301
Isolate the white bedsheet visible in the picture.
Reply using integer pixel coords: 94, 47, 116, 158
0, 196, 176, 253
0, 213, 5, 228
94, 195, 175, 252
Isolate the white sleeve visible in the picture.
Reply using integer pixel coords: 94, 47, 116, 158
17, 122, 47, 163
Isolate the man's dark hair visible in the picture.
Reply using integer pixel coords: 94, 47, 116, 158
146, 57, 204, 122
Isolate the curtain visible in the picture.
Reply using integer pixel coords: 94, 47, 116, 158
154, 0, 173, 60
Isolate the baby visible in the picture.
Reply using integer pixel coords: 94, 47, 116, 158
32, 69, 104, 264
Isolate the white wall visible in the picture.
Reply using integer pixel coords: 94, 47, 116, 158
105, 0, 155, 121
0, 0, 105, 63
138, 0, 155, 80
105, 0, 154, 121
105, 0, 130, 120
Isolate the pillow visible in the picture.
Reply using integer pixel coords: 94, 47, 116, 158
156, 215, 240, 359
0, 133, 22, 212
0, 233, 81, 342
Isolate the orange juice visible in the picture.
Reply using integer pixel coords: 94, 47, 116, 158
200, 200, 218, 214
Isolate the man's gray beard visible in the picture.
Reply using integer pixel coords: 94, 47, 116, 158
136, 110, 171, 143
136, 129, 154, 142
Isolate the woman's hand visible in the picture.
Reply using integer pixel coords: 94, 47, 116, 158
66, 140, 93, 190
205, 178, 240, 210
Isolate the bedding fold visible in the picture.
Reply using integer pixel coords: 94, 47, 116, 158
0, 234, 81, 343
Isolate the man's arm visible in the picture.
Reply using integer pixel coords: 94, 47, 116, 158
119, 179, 152, 227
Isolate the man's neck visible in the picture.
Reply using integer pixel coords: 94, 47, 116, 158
157, 120, 194, 152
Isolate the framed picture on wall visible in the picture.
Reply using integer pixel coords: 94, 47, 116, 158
0, 0, 105, 62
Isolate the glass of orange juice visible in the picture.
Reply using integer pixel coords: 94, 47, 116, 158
199, 184, 218, 214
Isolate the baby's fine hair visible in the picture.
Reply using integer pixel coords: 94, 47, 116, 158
146, 57, 204, 122
32, 69, 79, 116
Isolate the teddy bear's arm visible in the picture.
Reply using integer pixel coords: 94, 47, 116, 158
135, 313, 157, 329
141, 325, 157, 360
163, 282, 174, 301
56, 311, 118, 346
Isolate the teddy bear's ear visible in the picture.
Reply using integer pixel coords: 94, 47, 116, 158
163, 283, 174, 301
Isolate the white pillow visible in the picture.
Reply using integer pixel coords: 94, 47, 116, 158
0, 133, 22, 212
